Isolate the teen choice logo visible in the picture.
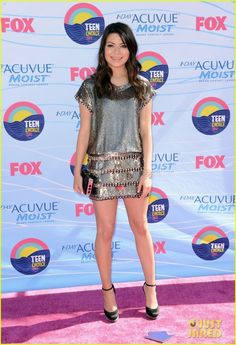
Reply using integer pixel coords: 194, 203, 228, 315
192, 97, 230, 135
10, 238, 50, 275
3, 101, 44, 141
147, 187, 169, 223
137, 51, 169, 90
64, 3, 105, 45
192, 226, 229, 261
70, 152, 88, 175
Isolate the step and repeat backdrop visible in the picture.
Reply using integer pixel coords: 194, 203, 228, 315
2, 1, 234, 292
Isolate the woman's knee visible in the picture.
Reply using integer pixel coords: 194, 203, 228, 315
96, 222, 115, 241
129, 219, 149, 236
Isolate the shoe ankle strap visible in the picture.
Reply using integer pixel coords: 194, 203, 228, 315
102, 284, 114, 291
145, 282, 156, 287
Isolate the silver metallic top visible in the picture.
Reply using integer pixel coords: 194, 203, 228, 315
75, 75, 155, 155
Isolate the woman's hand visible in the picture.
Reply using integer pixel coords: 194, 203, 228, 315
137, 172, 152, 198
73, 173, 84, 194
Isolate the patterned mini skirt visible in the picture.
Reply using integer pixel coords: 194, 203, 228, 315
87, 152, 144, 201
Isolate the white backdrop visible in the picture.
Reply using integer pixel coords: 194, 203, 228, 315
2, 1, 234, 292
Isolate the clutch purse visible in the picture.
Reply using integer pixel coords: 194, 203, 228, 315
81, 167, 96, 195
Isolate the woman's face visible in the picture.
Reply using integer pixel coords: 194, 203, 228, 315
104, 33, 130, 70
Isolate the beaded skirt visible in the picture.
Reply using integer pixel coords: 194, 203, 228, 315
87, 152, 143, 200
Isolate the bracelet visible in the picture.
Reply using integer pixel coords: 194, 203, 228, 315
141, 170, 152, 178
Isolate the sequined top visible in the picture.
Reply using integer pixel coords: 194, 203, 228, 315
75, 75, 155, 155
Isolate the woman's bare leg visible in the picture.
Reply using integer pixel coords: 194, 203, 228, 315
123, 197, 158, 309
93, 198, 118, 312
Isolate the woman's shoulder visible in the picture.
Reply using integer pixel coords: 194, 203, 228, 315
81, 74, 95, 89
136, 74, 156, 105
137, 74, 156, 95
75, 74, 95, 105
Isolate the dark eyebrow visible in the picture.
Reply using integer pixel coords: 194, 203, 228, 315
106, 41, 126, 45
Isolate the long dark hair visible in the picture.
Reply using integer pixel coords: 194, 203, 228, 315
94, 22, 145, 100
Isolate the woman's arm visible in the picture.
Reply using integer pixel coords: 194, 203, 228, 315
137, 99, 153, 197
73, 102, 92, 194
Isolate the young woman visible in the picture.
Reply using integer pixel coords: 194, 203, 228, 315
73, 22, 158, 322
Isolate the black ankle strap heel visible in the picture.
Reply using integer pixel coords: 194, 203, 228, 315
143, 282, 159, 320
143, 282, 156, 289
102, 284, 116, 293
102, 284, 119, 322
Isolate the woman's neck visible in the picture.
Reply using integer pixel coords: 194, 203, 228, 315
110, 67, 128, 86
110, 66, 127, 77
